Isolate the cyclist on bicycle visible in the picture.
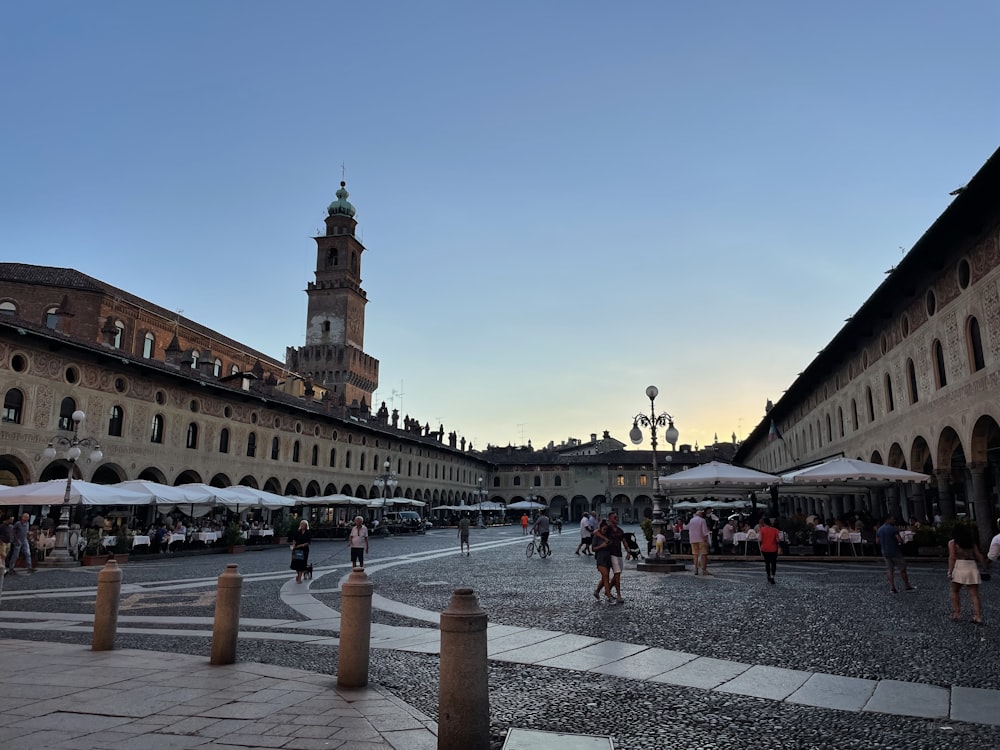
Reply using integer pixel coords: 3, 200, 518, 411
531, 510, 551, 556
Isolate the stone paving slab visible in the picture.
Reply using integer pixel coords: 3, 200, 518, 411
650, 656, 752, 689
503, 727, 615, 749
490, 633, 603, 664
486, 627, 564, 656
0, 640, 438, 750
862, 678, 950, 719
538, 639, 648, 670
785, 672, 878, 711
594, 647, 697, 680
715, 664, 813, 701
950, 685, 1000, 726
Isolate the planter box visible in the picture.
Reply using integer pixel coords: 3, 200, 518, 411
227, 545, 246, 554
81, 554, 112, 566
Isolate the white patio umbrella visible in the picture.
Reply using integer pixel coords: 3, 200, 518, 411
0, 479, 153, 507
507, 500, 546, 510
780, 458, 930, 486
659, 461, 780, 490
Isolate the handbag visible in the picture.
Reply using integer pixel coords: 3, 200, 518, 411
292, 548, 306, 561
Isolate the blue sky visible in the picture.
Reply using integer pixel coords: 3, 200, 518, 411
2, 2, 999, 453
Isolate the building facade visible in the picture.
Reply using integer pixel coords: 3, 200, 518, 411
736, 147, 1000, 550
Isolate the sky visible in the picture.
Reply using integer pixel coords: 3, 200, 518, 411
2, 2, 999, 453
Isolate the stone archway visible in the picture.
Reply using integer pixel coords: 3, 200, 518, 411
138, 466, 168, 483
935, 427, 965, 519
39, 459, 82, 481
91, 463, 126, 484
0, 454, 31, 486
209, 473, 232, 488
968, 414, 1000, 548
238, 475, 259, 489
305, 481, 321, 497
173, 470, 202, 486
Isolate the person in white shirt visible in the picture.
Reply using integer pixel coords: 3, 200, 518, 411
987, 517, 1000, 570
687, 509, 711, 576
575, 512, 594, 556
348, 516, 369, 569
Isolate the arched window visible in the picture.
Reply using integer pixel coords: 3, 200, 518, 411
360, 453, 366, 471
292, 440, 301, 463
555, 476, 562, 487
186, 422, 199, 449
533, 475, 541, 487
213, 358, 223, 377
493, 476, 500, 487
2, 388, 24, 424
933, 340, 947, 388
0, 301, 17, 316
311, 444, 319, 466
230, 364, 240, 375
907, 359, 919, 404
270, 436, 280, 460
851, 399, 859, 430
513, 476, 521, 486
150, 414, 164, 444
247, 431, 257, 458
884, 374, 895, 413
108, 405, 124, 437
865, 387, 875, 423
346, 451, 352, 469
45, 306, 59, 329
329, 447, 336, 467
968, 316, 986, 372
58, 397, 76, 431
837, 406, 845, 437
112, 320, 125, 349
825, 414, 832, 442
190, 350, 200, 370
219, 428, 230, 454
142, 332, 155, 358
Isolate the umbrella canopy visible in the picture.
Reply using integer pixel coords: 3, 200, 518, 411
507, 500, 546, 510
780, 458, 930, 486
117, 480, 218, 505
0, 479, 153, 507
659, 461, 779, 490
294, 493, 369, 507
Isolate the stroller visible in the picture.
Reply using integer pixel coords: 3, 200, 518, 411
623, 532, 643, 561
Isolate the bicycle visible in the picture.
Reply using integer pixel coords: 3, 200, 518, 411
526, 533, 551, 558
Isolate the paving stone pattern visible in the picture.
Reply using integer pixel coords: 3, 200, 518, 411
1, 525, 998, 749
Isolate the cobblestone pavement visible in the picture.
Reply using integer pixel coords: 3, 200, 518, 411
1, 525, 998, 749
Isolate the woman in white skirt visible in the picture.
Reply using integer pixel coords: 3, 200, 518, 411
948, 524, 986, 624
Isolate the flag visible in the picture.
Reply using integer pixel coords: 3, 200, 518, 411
767, 420, 783, 443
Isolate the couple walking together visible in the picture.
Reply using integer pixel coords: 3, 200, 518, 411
592, 512, 626, 604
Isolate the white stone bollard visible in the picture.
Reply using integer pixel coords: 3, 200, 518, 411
438, 587, 489, 750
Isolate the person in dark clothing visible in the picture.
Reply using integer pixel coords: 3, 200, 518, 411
289, 520, 312, 584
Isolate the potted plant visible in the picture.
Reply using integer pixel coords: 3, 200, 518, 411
271, 515, 293, 544
81, 528, 111, 566
223, 523, 246, 553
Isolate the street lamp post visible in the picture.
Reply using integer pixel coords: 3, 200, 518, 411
374, 460, 399, 503
42, 410, 102, 565
473, 477, 488, 506
629, 385, 679, 547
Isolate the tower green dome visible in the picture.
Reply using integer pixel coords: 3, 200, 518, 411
327, 181, 356, 217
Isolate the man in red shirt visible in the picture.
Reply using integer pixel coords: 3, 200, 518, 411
758, 517, 781, 584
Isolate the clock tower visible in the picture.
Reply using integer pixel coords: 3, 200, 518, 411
286, 182, 379, 409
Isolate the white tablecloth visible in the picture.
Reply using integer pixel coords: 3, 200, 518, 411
250, 529, 274, 538
132, 535, 151, 547
194, 531, 220, 543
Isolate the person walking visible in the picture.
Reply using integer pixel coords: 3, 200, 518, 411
758, 517, 780, 584
0, 515, 14, 575
603, 512, 627, 603
875, 515, 915, 593
289, 520, 311, 584
9, 513, 32, 573
520, 513, 529, 535
948, 524, 985, 623
531, 510, 551, 555
591, 519, 612, 602
458, 513, 471, 556
688, 509, 711, 576
575, 512, 593, 555
348, 515, 369, 569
